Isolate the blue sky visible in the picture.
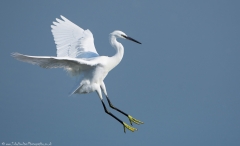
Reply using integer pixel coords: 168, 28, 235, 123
1, 1, 240, 146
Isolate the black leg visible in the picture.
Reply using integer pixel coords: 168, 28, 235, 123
101, 100, 138, 133
101, 100, 123, 124
106, 96, 144, 126
106, 96, 128, 117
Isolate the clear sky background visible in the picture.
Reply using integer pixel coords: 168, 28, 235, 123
1, 0, 239, 146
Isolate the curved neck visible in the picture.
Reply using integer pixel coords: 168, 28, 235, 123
108, 35, 124, 70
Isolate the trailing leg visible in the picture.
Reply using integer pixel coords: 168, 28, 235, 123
100, 100, 137, 133
96, 85, 137, 133
100, 82, 143, 125
106, 95, 144, 125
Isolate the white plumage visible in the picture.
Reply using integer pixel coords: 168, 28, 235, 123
51, 16, 99, 58
12, 15, 143, 132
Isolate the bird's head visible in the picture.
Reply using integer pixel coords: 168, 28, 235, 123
111, 30, 141, 44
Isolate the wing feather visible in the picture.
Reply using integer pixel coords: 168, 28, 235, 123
12, 53, 98, 76
51, 15, 99, 58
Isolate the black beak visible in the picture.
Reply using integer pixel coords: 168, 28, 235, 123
121, 35, 141, 44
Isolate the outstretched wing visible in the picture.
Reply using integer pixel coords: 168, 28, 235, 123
12, 53, 98, 76
51, 15, 99, 58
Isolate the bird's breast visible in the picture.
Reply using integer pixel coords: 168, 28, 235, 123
92, 66, 108, 82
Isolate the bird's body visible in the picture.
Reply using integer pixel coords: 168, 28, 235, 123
74, 32, 125, 95
12, 16, 143, 132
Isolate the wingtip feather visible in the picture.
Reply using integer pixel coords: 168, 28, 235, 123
56, 18, 64, 23
11, 52, 27, 62
60, 15, 68, 22
53, 22, 58, 26
11, 52, 21, 57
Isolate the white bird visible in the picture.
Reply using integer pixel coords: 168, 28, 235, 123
12, 15, 143, 132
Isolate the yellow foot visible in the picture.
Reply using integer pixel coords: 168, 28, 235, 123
128, 115, 144, 125
123, 122, 137, 133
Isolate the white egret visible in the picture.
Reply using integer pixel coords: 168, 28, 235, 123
12, 15, 143, 132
